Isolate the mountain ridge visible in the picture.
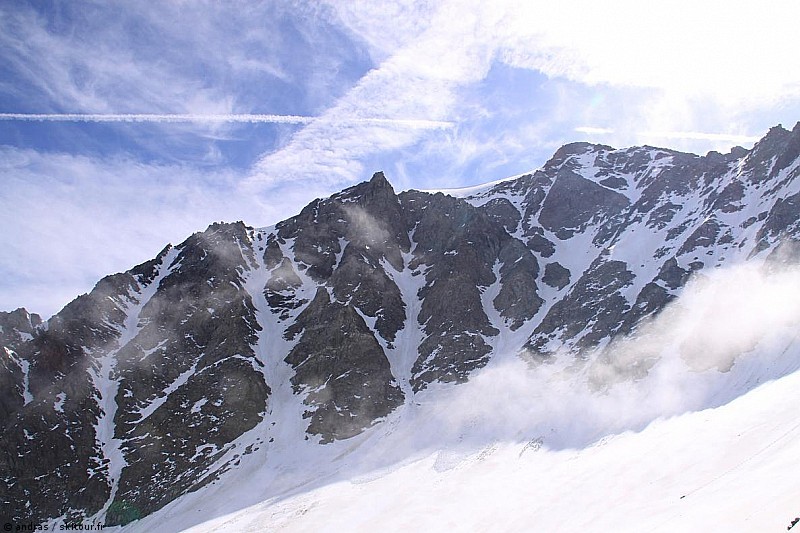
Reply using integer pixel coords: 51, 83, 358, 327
2, 123, 800, 525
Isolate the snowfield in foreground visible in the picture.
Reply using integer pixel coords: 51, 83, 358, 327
130, 357, 800, 533
123, 265, 800, 533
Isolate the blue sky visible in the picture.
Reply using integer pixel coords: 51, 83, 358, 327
2, 0, 800, 318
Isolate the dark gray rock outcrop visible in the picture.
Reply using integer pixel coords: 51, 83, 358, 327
284, 288, 403, 442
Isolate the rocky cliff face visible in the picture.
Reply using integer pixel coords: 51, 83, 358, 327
3, 123, 800, 524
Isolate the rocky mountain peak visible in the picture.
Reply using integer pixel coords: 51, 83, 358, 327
369, 170, 391, 187
544, 141, 608, 170
0, 307, 42, 342
332, 170, 398, 206
741, 122, 800, 183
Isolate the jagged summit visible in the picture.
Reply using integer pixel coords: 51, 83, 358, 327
543, 141, 613, 169
330, 170, 397, 206
369, 170, 391, 186
0, 308, 42, 338
2, 124, 800, 526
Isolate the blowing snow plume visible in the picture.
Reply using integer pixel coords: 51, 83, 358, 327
380, 261, 800, 456
231, 259, 800, 481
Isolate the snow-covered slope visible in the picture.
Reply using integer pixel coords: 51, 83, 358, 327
177, 366, 800, 533
3, 123, 800, 529
127, 261, 800, 532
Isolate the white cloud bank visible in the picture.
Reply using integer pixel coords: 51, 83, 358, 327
495, 0, 800, 103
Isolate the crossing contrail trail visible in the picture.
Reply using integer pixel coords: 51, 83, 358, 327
0, 113, 453, 129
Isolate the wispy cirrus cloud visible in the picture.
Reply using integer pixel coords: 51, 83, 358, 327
248, 2, 497, 188
263, 0, 800, 190
6, 0, 797, 185
0, 2, 374, 163
0, 4, 230, 115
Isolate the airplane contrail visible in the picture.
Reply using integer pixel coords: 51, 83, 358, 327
0, 113, 453, 129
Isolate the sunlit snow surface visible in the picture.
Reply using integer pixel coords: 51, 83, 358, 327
120, 262, 800, 533
206, 374, 799, 533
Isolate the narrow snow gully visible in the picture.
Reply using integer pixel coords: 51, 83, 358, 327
4, 347, 34, 405
91, 246, 179, 521
382, 247, 427, 399
240, 230, 310, 455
